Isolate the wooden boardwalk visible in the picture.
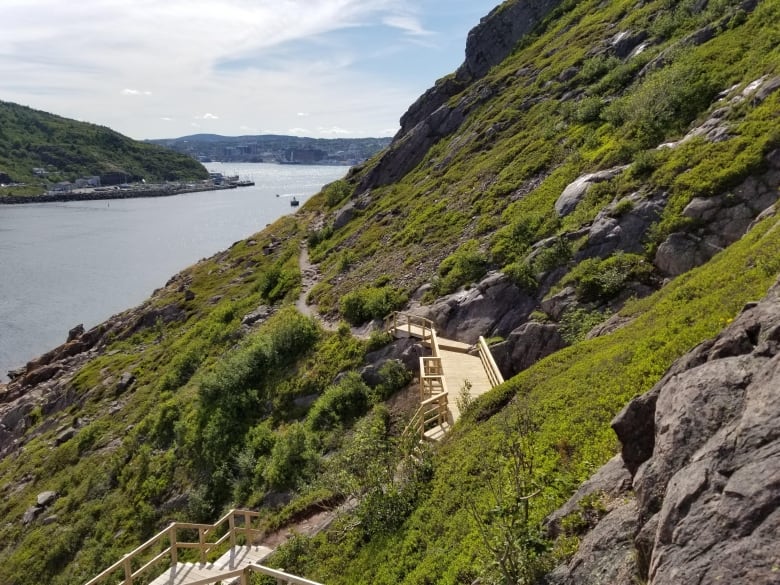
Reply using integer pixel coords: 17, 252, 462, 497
148, 545, 272, 585
84, 509, 323, 585
386, 312, 504, 441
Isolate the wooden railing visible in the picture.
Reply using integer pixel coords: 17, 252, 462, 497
403, 391, 449, 441
385, 312, 435, 343
421, 356, 443, 376
478, 336, 504, 388
248, 563, 324, 584
84, 509, 262, 585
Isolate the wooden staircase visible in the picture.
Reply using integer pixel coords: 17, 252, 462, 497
386, 312, 504, 442
84, 509, 322, 585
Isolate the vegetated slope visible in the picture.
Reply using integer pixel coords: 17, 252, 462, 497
0, 101, 208, 195
0, 0, 778, 584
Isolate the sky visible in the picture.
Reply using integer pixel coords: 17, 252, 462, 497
0, 0, 500, 140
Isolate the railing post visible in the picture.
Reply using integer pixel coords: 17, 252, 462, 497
123, 555, 132, 585
229, 513, 236, 549
199, 526, 206, 564
169, 524, 178, 567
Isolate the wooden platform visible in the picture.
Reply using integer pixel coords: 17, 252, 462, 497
148, 545, 273, 585
438, 349, 493, 422
388, 313, 502, 441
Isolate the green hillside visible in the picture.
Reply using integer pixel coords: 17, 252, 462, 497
0, 0, 778, 584
0, 101, 208, 196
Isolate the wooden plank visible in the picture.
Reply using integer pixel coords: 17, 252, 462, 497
146, 546, 273, 585
213, 545, 273, 571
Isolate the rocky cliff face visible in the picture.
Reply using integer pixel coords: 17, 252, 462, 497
356, 0, 564, 192
546, 275, 780, 584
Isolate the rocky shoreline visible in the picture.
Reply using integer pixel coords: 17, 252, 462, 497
0, 183, 236, 204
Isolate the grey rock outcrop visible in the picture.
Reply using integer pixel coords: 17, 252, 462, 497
554, 166, 629, 217
365, 337, 425, 374
359, 0, 564, 192
615, 277, 780, 583
491, 321, 566, 378
459, 0, 564, 82
655, 148, 780, 276
576, 191, 667, 261
36, 490, 58, 507
546, 277, 780, 584
418, 272, 537, 344
545, 500, 639, 585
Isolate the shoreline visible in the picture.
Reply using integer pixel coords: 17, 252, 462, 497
0, 184, 237, 205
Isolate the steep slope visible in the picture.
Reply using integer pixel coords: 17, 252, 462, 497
0, 101, 207, 196
0, 0, 778, 584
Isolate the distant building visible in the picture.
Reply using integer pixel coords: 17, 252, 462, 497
32, 167, 48, 177
52, 182, 73, 192
0, 171, 12, 184
281, 148, 326, 164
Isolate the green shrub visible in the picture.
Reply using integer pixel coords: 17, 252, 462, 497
307, 372, 371, 431
558, 307, 611, 344
366, 329, 392, 352
340, 286, 408, 326
370, 360, 413, 402
532, 237, 572, 274
492, 216, 543, 265
603, 56, 718, 146
307, 224, 334, 249
503, 261, 538, 293
264, 423, 318, 490
323, 179, 352, 207
434, 240, 489, 295
564, 253, 654, 302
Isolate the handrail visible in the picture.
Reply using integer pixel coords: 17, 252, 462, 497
84, 509, 262, 585
248, 562, 325, 584
478, 336, 504, 388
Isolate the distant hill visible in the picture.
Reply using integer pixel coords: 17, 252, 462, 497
148, 133, 392, 165
0, 101, 208, 196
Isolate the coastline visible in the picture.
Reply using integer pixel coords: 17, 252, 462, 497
0, 183, 237, 205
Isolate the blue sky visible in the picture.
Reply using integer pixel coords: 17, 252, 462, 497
0, 0, 500, 139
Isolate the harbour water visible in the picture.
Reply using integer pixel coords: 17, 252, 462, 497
0, 163, 348, 380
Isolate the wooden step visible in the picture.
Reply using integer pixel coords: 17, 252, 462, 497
147, 545, 273, 585
423, 423, 451, 442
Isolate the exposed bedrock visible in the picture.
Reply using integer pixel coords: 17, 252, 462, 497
545, 277, 780, 584
358, 0, 564, 193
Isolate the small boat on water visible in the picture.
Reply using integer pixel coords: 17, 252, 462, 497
290, 197, 300, 207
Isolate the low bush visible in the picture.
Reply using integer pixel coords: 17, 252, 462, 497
307, 372, 371, 431
340, 286, 408, 326
563, 253, 654, 302
264, 423, 318, 490
433, 239, 489, 295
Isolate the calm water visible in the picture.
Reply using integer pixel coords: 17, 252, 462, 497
0, 163, 347, 380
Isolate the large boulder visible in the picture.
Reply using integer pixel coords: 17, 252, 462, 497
555, 166, 629, 217
418, 272, 537, 344
491, 321, 566, 378
611, 277, 780, 584
576, 192, 667, 261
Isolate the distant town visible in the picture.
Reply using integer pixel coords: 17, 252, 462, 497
147, 133, 392, 166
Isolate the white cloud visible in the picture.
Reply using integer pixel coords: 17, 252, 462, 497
121, 88, 152, 96
160, 117, 174, 121
318, 125, 352, 135
382, 15, 433, 36
287, 127, 310, 135
0, 0, 494, 138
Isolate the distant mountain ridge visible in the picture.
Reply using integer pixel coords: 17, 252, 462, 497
148, 134, 392, 165
0, 100, 208, 196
